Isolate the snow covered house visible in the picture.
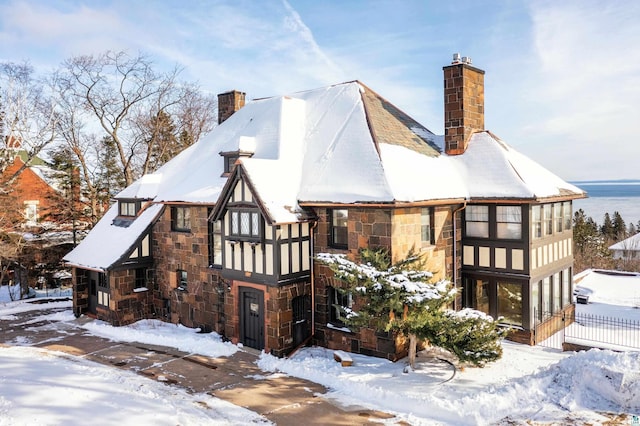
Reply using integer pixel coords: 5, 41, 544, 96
64, 57, 585, 358
609, 233, 640, 261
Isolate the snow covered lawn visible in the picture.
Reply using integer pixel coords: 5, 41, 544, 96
0, 346, 267, 425
1, 279, 640, 425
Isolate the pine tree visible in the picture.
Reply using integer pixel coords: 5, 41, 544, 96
600, 213, 614, 239
318, 248, 507, 368
612, 211, 626, 240
629, 222, 637, 236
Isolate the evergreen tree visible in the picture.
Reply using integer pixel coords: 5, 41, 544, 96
612, 211, 626, 240
96, 136, 127, 202
45, 146, 88, 243
573, 209, 598, 254
600, 213, 614, 239
318, 248, 507, 368
630, 222, 637, 236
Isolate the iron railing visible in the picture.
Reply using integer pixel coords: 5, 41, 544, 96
535, 308, 640, 350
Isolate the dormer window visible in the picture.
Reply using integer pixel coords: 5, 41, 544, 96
119, 201, 137, 217
224, 154, 239, 174
220, 146, 254, 176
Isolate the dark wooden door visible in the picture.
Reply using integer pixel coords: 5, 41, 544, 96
240, 287, 264, 350
292, 295, 311, 346
88, 278, 97, 314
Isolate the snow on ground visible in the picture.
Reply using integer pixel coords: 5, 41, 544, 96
1, 276, 640, 425
0, 346, 267, 425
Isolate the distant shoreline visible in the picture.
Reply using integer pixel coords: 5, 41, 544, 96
570, 179, 640, 185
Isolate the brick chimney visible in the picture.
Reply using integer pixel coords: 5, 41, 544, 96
217, 90, 246, 124
443, 54, 485, 155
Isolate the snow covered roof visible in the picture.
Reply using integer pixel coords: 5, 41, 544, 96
609, 232, 640, 251
451, 131, 585, 201
63, 203, 163, 271
74, 80, 585, 266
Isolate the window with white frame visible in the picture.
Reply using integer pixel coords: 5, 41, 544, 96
543, 204, 553, 236
496, 206, 522, 239
329, 286, 353, 327
532, 205, 542, 239
554, 203, 563, 233
421, 208, 434, 244
210, 219, 222, 266
563, 202, 572, 231
465, 205, 489, 238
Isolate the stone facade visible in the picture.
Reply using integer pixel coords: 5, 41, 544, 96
151, 205, 224, 332
312, 205, 462, 359
314, 263, 406, 360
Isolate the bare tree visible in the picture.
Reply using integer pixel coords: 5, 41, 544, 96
60, 50, 217, 190
0, 61, 60, 188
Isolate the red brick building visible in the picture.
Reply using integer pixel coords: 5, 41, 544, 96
65, 57, 585, 359
1, 155, 61, 227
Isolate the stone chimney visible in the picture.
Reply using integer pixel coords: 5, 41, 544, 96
217, 90, 246, 124
443, 54, 485, 155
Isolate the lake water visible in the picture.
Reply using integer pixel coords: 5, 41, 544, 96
572, 181, 640, 226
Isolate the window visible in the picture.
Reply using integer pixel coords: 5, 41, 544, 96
230, 210, 261, 239
330, 209, 348, 248
552, 272, 561, 313
224, 155, 238, 173
24, 202, 38, 224
497, 282, 522, 326
464, 278, 489, 315
209, 219, 222, 266
177, 269, 188, 291
563, 202, 572, 231
465, 205, 489, 238
421, 208, 434, 244
562, 268, 571, 307
329, 287, 353, 327
532, 281, 541, 323
119, 201, 136, 217
496, 206, 522, 239
543, 204, 552, 236
532, 205, 542, 239
171, 207, 191, 232
542, 276, 551, 316
135, 268, 147, 289
554, 203, 563, 233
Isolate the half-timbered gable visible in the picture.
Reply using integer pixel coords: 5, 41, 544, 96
210, 165, 312, 286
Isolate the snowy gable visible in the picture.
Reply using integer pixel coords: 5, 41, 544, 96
64, 203, 163, 271
452, 132, 585, 200
296, 83, 394, 203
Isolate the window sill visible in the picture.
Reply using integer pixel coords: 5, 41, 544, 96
326, 322, 353, 333
133, 287, 149, 293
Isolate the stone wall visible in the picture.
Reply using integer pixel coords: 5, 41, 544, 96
313, 263, 405, 360
151, 205, 224, 333
107, 269, 152, 326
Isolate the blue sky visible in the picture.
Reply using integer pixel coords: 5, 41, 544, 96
1, 0, 639, 181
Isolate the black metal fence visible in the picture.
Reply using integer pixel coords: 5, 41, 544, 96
565, 312, 640, 350
536, 309, 640, 350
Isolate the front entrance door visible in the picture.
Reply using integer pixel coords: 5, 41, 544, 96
240, 287, 264, 350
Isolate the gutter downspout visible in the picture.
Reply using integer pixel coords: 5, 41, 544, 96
452, 202, 467, 310
310, 220, 318, 337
